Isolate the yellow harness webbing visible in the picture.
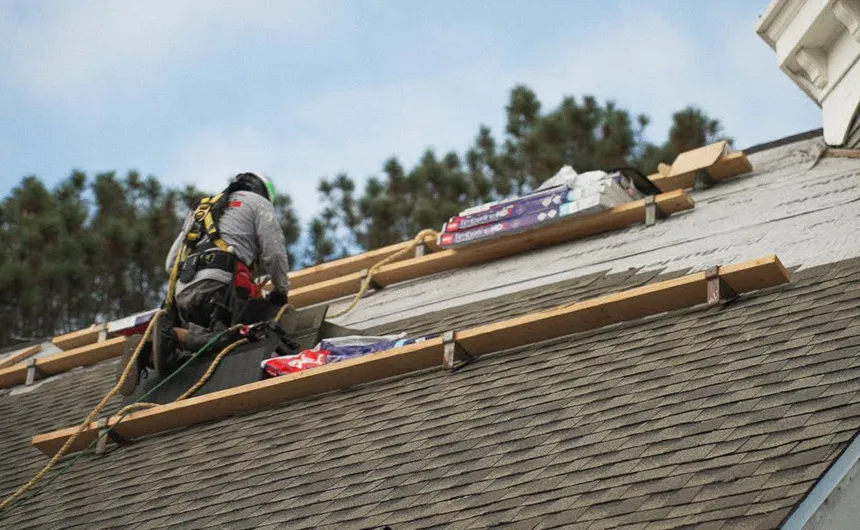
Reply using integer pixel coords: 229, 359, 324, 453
167, 193, 232, 307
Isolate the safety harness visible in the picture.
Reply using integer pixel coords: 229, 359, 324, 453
184, 193, 231, 254
167, 191, 262, 307
177, 192, 236, 281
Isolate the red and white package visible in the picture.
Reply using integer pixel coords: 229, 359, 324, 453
263, 349, 330, 376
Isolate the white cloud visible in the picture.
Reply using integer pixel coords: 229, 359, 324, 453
165, 80, 494, 222
0, 0, 335, 110
156, 2, 824, 227
168, 126, 325, 220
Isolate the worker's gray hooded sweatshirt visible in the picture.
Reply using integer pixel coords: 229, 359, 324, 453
165, 190, 291, 297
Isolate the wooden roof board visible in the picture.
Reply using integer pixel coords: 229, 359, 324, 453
669, 141, 729, 178
650, 148, 752, 192
51, 326, 102, 351
0, 337, 127, 389
0, 345, 41, 370
31, 254, 789, 458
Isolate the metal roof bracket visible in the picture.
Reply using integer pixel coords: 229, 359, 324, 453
693, 169, 715, 190
359, 269, 384, 291
25, 358, 43, 386
705, 266, 737, 307
414, 242, 429, 258
644, 195, 667, 227
442, 331, 473, 372
95, 417, 126, 456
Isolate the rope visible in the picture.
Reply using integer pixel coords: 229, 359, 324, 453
328, 229, 438, 319
274, 301, 291, 325
0, 321, 244, 516
113, 331, 248, 418
2, 242, 189, 513
166, 244, 186, 308
0, 310, 162, 511
173, 336, 248, 401
0, 227, 434, 511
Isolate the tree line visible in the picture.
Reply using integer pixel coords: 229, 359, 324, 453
0, 85, 728, 347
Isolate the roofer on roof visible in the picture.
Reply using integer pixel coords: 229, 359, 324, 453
116, 172, 291, 395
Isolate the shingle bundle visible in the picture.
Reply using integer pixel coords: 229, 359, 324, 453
438, 168, 641, 248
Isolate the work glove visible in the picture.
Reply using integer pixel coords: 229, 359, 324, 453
269, 290, 288, 308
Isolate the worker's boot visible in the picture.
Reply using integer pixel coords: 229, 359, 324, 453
115, 334, 145, 396
152, 316, 180, 379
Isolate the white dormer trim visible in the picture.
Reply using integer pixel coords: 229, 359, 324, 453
757, 0, 860, 146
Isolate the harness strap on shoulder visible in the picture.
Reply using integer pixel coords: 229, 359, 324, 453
184, 193, 230, 252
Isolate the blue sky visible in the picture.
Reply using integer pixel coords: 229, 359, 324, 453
0, 0, 820, 222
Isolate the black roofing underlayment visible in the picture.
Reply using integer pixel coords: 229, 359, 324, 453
2, 256, 860, 529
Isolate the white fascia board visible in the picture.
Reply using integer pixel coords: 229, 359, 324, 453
823, 57, 860, 144
757, 0, 860, 146
781, 433, 860, 530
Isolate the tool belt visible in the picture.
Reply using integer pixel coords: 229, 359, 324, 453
179, 249, 264, 301
179, 249, 239, 284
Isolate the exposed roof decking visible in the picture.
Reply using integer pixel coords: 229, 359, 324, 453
335, 136, 860, 330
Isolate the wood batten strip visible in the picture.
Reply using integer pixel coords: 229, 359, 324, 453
649, 140, 753, 192
32, 254, 790, 458
0, 345, 41, 370
51, 326, 103, 351
0, 337, 127, 389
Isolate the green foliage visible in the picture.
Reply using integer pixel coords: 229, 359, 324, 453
308, 84, 732, 258
0, 172, 300, 348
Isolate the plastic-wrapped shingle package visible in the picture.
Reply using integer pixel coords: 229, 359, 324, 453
438, 169, 637, 249
262, 334, 437, 376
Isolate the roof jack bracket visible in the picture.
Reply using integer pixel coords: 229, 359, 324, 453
644, 195, 666, 227
95, 418, 126, 456
25, 358, 43, 386
442, 331, 473, 372
693, 169, 715, 191
414, 242, 429, 258
360, 269, 384, 291
705, 266, 737, 307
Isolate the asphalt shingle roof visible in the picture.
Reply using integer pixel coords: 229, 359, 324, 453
2, 254, 860, 529
2, 133, 860, 529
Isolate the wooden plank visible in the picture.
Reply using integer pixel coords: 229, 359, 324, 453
651, 151, 752, 192
707, 152, 753, 180
52, 326, 101, 351
0, 363, 30, 388
669, 141, 728, 178
289, 190, 695, 308
0, 345, 41, 370
826, 148, 860, 159
32, 254, 790, 457
287, 233, 439, 289
457, 254, 788, 355
0, 337, 127, 389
